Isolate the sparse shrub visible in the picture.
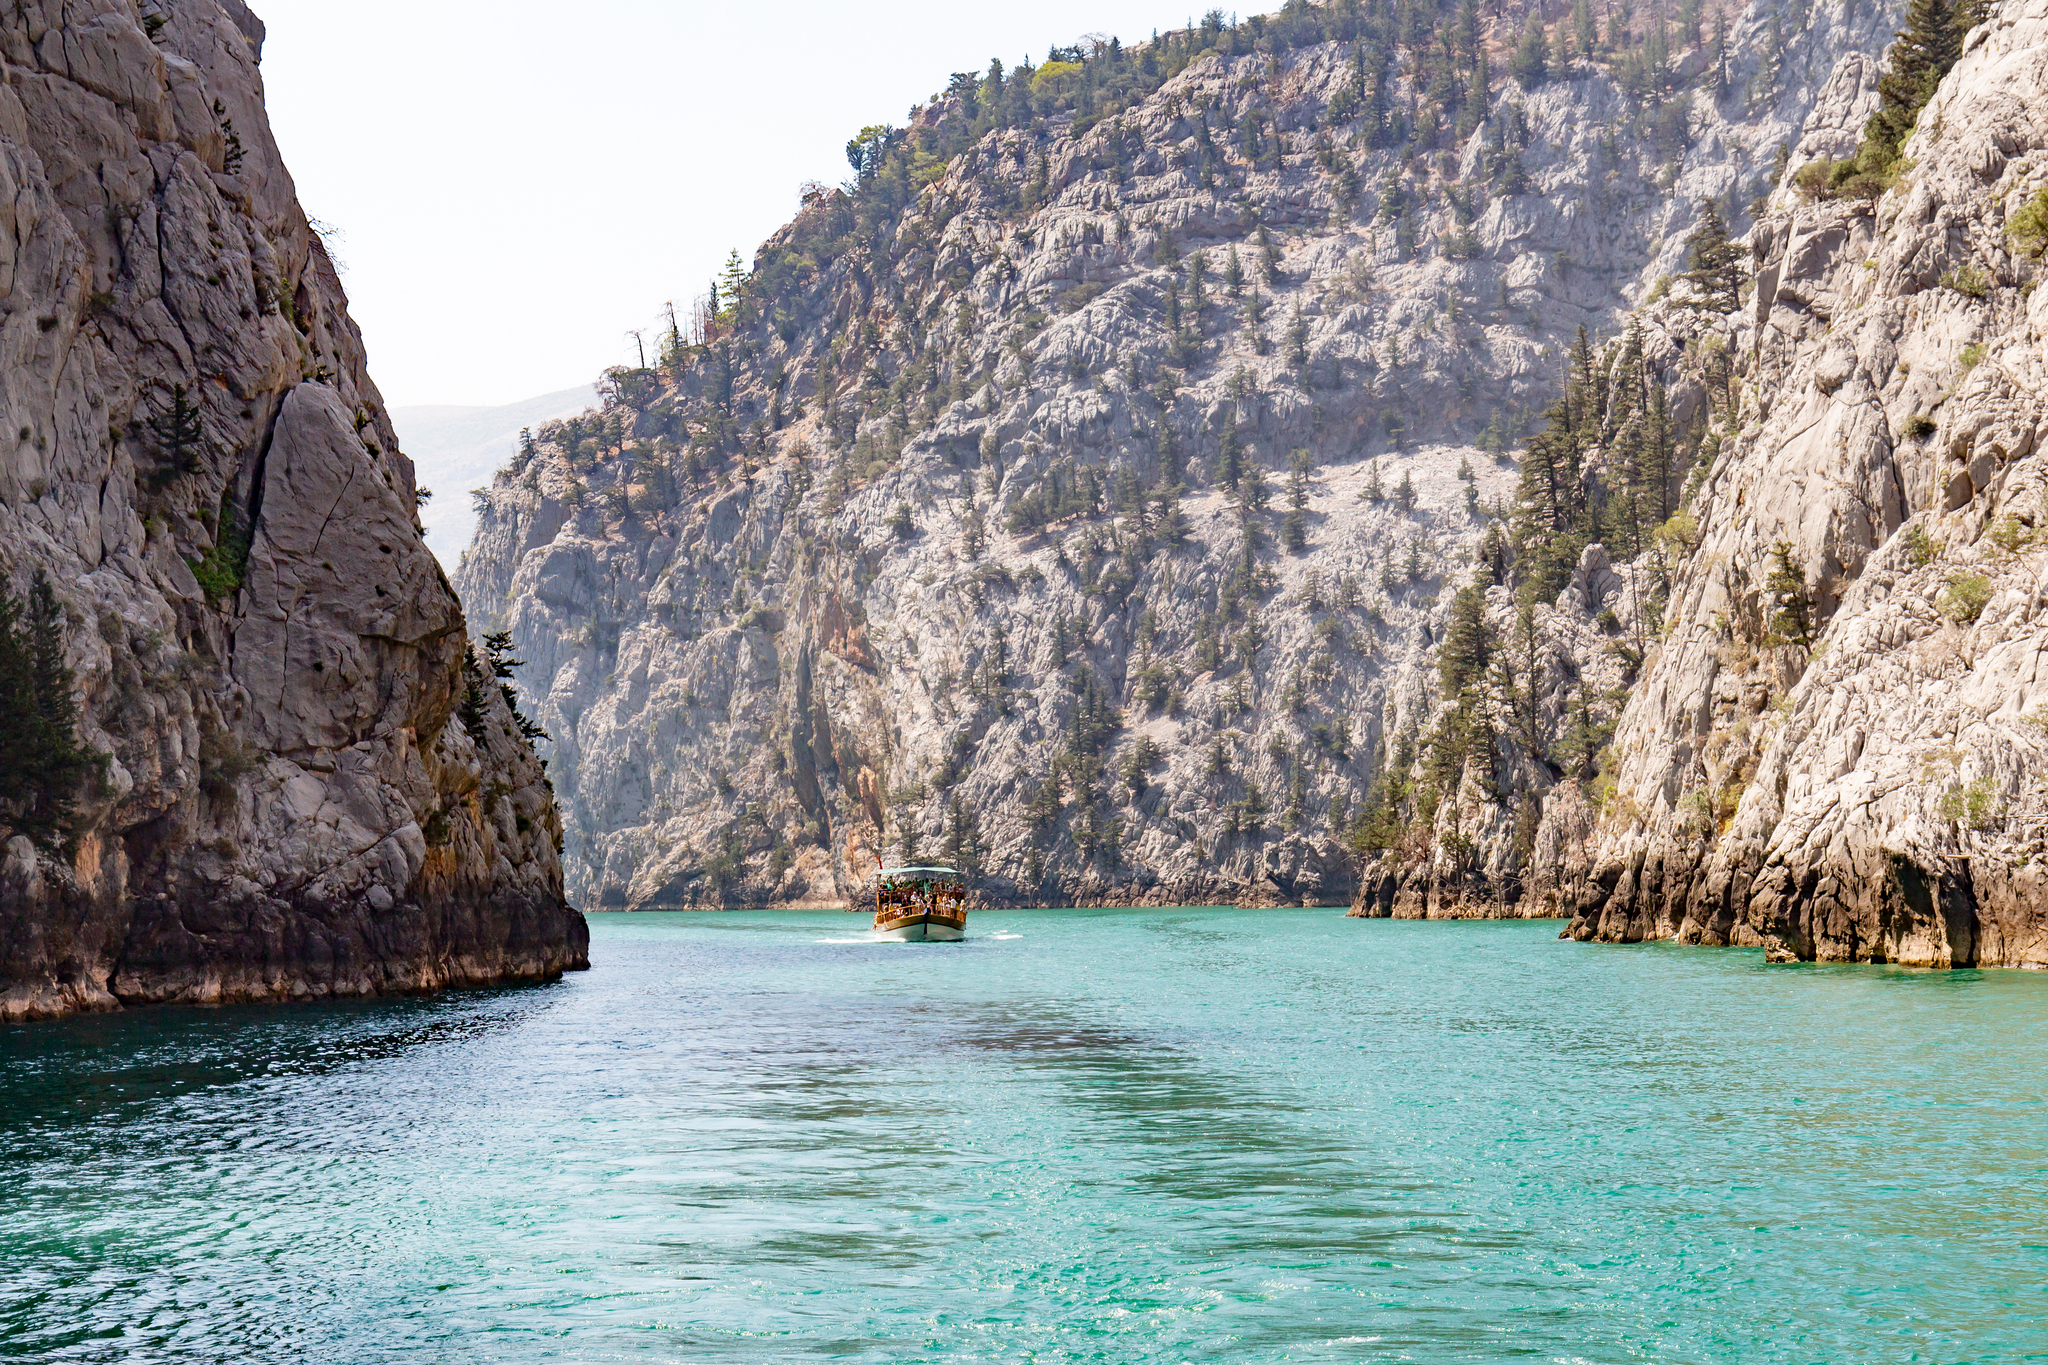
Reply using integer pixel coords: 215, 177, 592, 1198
198, 726, 259, 801
1935, 775, 2002, 831
1988, 514, 2040, 558
1794, 154, 1898, 204
1905, 413, 1938, 439
1939, 263, 1991, 299
188, 489, 251, 604
1938, 571, 1992, 624
2008, 184, 2048, 258
1905, 523, 1941, 567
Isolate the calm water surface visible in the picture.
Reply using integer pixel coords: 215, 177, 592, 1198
2, 909, 2045, 1363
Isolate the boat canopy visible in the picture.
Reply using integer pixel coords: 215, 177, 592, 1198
879, 866, 964, 880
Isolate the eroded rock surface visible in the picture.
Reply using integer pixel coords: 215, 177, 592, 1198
1566, 0, 2048, 966
0, 1, 586, 1018
456, 0, 1890, 911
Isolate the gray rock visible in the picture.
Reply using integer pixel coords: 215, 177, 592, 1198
1565, 0, 2048, 967
0, 1, 585, 1020
455, 1, 1893, 914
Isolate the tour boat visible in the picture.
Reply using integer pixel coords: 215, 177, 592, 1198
873, 866, 968, 941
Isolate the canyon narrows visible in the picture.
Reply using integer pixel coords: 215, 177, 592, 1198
459, 0, 1907, 927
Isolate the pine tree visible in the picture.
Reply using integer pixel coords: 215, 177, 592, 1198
1646, 381, 1673, 527
1510, 11, 1549, 86
1684, 200, 1743, 311
1566, 326, 1602, 436
1573, 0, 1596, 56
1286, 303, 1310, 372
1766, 542, 1818, 649
1283, 449, 1311, 551
1679, 0, 1704, 46
1215, 417, 1244, 489
0, 571, 91, 838
959, 500, 987, 560
1867, 0, 1961, 163
1362, 458, 1385, 502
1439, 583, 1493, 694
1455, 0, 1482, 64
1461, 55, 1491, 135
147, 384, 206, 484
0, 591, 33, 815
479, 630, 548, 740
1510, 397, 1591, 602
719, 246, 749, 300
1604, 415, 1647, 559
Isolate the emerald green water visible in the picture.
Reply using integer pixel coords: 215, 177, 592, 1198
2, 909, 2045, 1362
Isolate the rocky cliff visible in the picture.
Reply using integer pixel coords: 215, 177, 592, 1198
456, 0, 1893, 911
0, 0, 587, 1019
1564, 0, 2048, 967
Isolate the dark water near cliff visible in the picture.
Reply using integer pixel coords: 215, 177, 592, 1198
2, 909, 2045, 1363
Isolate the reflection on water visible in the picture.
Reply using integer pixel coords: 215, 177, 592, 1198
2, 908, 2045, 1363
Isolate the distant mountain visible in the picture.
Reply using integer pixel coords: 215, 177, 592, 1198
454, 0, 1897, 919
393, 386, 598, 565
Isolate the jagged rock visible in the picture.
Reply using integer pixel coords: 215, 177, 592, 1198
458, 0, 1890, 914
0, 1, 586, 1019
1565, 0, 2048, 967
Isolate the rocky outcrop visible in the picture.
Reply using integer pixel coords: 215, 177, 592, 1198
0, 1, 586, 1018
1565, 0, 2048, 967
456, 0, 1892, 911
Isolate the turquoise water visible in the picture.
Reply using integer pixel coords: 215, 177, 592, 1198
2, 909, 2045, 1363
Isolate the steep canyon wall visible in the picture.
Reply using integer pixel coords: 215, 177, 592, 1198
0, 0, 587, 1018
457, 0, 1893, 914
1566, 0, 2048, 967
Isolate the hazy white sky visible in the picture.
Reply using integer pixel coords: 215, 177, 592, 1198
257, 0, 1199, 408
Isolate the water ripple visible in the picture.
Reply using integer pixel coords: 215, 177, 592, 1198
2, 909, 2044, 1362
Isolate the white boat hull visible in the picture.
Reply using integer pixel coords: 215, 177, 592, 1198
875, 917, 965, 942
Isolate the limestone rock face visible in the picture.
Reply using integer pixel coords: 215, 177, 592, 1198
456, 1, 1890, 911
0, 1, 586, 1019
1565, 0, 2048, 966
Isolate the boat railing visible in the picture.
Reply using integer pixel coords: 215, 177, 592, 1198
876, 878, 966, 921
